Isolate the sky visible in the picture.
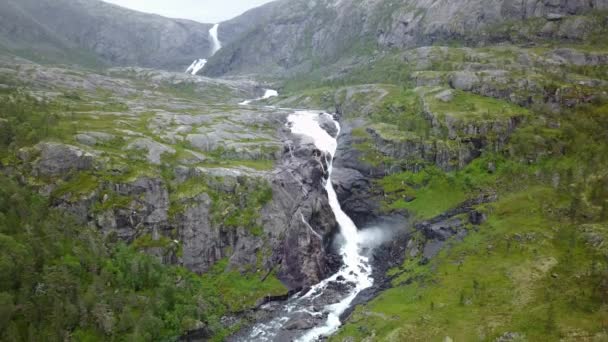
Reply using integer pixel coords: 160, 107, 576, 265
102, 0, 274, 23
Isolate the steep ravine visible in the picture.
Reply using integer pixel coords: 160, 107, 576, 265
224, 108, 505, 341
233, 111, 374, 342
218, 107, 437, 341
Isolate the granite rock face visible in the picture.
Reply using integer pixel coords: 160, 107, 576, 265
0, 0, 217, 70
29, 134, 340, 290
204, 0, 608, 76
34, 142, 94, 177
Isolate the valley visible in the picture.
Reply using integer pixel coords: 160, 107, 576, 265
0, 0, 607, 341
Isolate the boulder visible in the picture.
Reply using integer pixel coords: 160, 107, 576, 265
435, 89, 454, 102
282, 313, 317, 331
449, 71, 480, 92
34, 142, 94, 177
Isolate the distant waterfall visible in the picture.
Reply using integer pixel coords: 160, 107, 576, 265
185, 23, 222, 75
209, 23, 221, 55
185, 59, 207, 75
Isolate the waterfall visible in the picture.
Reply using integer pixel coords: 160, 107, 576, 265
234, 106, 372, 342
209, 23, 222, 55
288, 111, 373, 341
185, 59, 207, 75
185, 23, 222, 75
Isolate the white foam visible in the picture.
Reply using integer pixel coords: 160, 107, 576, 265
210, 23, 222, 55
239, 89, 278, 105
288, 111, 373, 341
185, 58, 207, 75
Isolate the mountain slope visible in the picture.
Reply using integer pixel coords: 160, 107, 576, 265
204, 0, 608, 76
218, 1, 280, 47
0, 0, 216, 70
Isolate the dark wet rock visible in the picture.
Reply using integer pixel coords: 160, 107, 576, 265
176, 193, 215, 273
318, 114, 339, 138
495, 332, 525, 342
179, 325, 212, 342
422, 240, 445, 259
469, 210, 488, 225
282, 313, 318, 331
332, 167, 378, 226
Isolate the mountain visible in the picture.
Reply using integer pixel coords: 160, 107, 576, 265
204, 0, 608, 76
0, 0, 216, 70
218, 1, 280, 47
1, 0, 608, 341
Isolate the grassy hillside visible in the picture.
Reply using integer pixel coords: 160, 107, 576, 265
333, 100, 608, 340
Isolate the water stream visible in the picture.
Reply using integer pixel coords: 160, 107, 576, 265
239, 89, 278, 105
209, 23, 222, 55
243, 111, 373, 341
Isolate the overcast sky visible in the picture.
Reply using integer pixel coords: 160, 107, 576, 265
102, 0, 274, 23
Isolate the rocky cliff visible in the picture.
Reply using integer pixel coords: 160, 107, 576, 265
0, 0, 217, 70
0, 55, 341, 292
204, 0, 608, 76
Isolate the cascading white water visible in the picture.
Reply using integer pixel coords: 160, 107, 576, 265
185, 23, 222, 75
288, 111, 373, 341
209, 23, 222, 55
238, 89, 278, 105
185, 58, 207, 75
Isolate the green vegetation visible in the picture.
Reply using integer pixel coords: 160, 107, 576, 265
333, 87, 608, 341
0, 86, 285, 341
0, 174, 228, 341
201, 258, 286, 312
335, 186, 608, 341
423, 87, 528, 121
377, 166, 468, 219
282, 53, 413, 93
369, 88, 429, 134
170, 174, 273, 237
0, 91, 61, 160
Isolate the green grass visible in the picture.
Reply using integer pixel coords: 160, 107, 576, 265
131, 233, 174, 250
377, 165, 468, 220
335, 94, 608, 341
387, 177, 467, 219
51, 172, 100, 201
424, 87, 528, 121
334, 187, 608, 341
201, 258, 287, 312
202, 159, 275, 171
376, 156, 512, 220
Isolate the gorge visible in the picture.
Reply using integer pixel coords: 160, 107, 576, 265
0, 0, 607, 341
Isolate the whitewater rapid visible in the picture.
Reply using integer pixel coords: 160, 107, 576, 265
185, 23, 222, 75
